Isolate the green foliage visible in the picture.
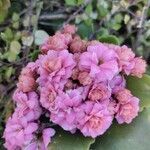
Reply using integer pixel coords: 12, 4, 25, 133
91, 108, 150, 150
0, 0, 10, 23
1, 0, 150, 149
127, 74, 150, 111
98, 35, 120, 45
49, 128, 95, 150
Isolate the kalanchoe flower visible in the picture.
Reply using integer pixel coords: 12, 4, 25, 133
41, 31, 72, 53
131, 57, 147, 78
4, 24, 146, 147
109, 75, 126, 94
76, 101, 113, 138
78, 71, 92, 86
62, 24, 77, 34
17, 63, 37, 93
115, 97, 139, 124
70, 35, 87, 53
17, 75, 36, 93
88, 83, 111, 101
13, 90, 42, 121
40, 83, 57, 111
37, 50, 76, 89
25, 128, 55, 150
79, 43, 119, 82
3, 113, 38, 150
115, 88, 132, 104
50, 89, 82, 132
106, 44, 135, 75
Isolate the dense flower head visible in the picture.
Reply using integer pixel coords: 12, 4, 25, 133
4, 24, 146, 149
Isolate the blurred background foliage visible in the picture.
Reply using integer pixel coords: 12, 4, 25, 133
0, 0, 150, 148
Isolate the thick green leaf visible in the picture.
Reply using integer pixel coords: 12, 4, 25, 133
91, 108, 150, 150
49, 128, 95, 150
98, 35, 120, 45
127, 74, 150, 110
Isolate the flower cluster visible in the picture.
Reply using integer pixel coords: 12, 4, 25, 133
4, 24, 146, 149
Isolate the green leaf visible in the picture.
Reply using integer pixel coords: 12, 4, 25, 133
5, 67, 14, 81
65, 0, 76, 6
10, 41, 21, 54
4, 28, 13, 41
91, 108, 150, 150
127, 74, 150, 111
77, 23, 93, 39
34, 30, 49, 45
12, 13, 19, 22
49, 128, 95, 150
98, 35, 120, 45
77, 0, 84, 5
5, 51, 17, 62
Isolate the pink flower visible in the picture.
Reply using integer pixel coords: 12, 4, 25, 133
41, 32, 72, 53
79, 43, 119, 82
109, 75, 126, 93
115, 97, 139, 124
17, 75, 36, 92
71, 67, 79, 80
88, 83, 111, 101
78, 71, 92, 86
40, 84, 57, 111
70, 36, 87, 53
25, 128, 55, 150
13, 89, 42, 121
17, 62, 37, 92
3, 114, 38, 150
76, 101, 113, 138
115, 88, 132, 104
50, 89, 82, 132
106, 44, 135, 74
131, 57, 147, 78
37, 50, 76, 89
62, 24, 77, 34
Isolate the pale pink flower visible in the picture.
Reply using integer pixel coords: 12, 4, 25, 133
62, 24, 77, 34
41, 32, 72, 53
3, 114, 38, 150
115, 97, 139, 124
78, 71, 92, 86
17, 62, 37, 92
131, 57, 147, 78
17, 75, 36, 92
111, 45, 135, 74
88, 83, 111, 101
13, 89, 42, 121
115, 88, 132, 104
50, 89, 82, 132
70, 36, 87, 53
109, 75, 126, 93
71, 67, 79, 80
37, 50, 76, 89
79, 44, 119, 82
40, 84, 57, 111
76, 101, 113, 138
25, 128, 55, 150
